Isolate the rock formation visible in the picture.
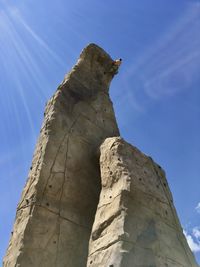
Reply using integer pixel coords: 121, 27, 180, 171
4, 44, 198, 267
3, 44, 119, 267
87, 137, 198, 267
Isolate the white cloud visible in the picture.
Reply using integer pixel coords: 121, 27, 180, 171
195, 203, 200, 214
183, 203, 200, 255
184, 229, 200, 253
193, 227, 200, 239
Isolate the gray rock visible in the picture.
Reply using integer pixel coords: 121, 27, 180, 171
87, 137, 198, 267
3, 44, 119, 267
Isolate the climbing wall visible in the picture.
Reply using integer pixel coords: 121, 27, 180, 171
87, 137, 198, 267
3, 44, 119, 267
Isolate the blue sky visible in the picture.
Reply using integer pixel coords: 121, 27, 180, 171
0, 0, 200, 264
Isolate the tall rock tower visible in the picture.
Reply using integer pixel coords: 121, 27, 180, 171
3, 44, 119, 267
4, 44, 198, 267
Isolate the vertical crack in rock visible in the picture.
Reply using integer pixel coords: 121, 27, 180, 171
55, 134, 70, 267
3, 44, 120, 267
87, 137, 198, 267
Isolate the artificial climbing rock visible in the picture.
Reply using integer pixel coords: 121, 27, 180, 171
87, 137, 198, 267
3, 44, 119, 267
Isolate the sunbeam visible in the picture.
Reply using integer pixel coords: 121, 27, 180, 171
0, 4, 66, 148
14, 11, 65, 67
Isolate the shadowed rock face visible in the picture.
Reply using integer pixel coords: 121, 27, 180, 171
87, 137, 198, 267
3, 44, 119, 267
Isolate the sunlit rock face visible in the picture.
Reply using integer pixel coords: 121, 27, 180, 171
87, 137, 198, 267
3, 44, 119, 267
4, 44, 198, 267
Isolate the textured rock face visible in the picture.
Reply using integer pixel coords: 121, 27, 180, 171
4, 44, 119, 267
87, 137, 198, 267
4, 44, 198, 267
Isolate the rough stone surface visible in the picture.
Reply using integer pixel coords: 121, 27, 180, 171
87, 137, 198, 267
3, 44, 119, 267
4, 44, 198, 267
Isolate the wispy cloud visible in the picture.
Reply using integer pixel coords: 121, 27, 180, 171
184, 229, 200, 253
184, 203, 200, 254
195, 203, 200, 214
193, 227, 200, 239
122, 2, 200, 108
